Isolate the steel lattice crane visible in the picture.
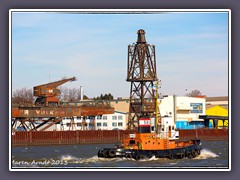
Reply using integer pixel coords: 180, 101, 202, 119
126, 29, 158, 129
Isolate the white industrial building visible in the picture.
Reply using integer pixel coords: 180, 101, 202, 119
51, 111, 127, 131
95, 111, 127, 130
54, 116, 95, 131
159, 95, 206, 129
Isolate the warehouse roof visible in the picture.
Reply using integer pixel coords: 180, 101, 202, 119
206, 96, 228, 102
206, 104, 228, 110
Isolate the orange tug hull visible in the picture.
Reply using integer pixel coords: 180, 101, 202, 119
98, 133, 202, 160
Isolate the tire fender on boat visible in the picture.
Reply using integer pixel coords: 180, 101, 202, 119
179, 153, 184, 159
126, 154, 132, 159
98, 150, 103, 157
187, 151, 192, 158
197, 149, 201, 155
108, 150, 115, 157
103, 151, 108, 158
191, 150, 197, 158
135, 155, 141, 161
168, 154, 174, 160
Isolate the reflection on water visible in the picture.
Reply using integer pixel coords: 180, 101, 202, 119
11, 140, 229, 169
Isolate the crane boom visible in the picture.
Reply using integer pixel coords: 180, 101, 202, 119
34, 77, 76, 90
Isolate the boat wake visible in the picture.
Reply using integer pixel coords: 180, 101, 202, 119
58, 148, 219, 166
60, 155, 78, 161
60, 155, 120, 165
59, 154, 169, 165
12, 148, 219, 168
195, 148, 218, 159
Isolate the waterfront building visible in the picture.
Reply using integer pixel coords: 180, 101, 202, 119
95, 111, 127, 130
205, 96, 228, 128
159, 95, 206, 130
12, 96, 228, 131
206, 105, 228, 128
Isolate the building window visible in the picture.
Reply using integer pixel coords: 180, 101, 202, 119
97, 122, 101, 127
103, 122, 107, 127
102, 116, 107, 120
112, 116, 117, 120
112, 122, 117, 127
77, 123, 82, 127
118, 122, 123, 127
118, 116, 123, 120
66, 123, 70, 127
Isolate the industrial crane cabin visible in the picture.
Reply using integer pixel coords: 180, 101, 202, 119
33, 77, 76, 106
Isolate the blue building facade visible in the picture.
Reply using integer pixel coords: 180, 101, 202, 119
176, 121, 209, 130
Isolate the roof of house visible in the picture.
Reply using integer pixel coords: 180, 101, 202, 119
114, 111, 127, 115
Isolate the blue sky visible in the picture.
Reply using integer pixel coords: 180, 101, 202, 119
11, 10, 229, 98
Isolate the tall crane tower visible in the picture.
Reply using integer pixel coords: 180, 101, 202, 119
33, 77, 76, 106
127, 29, 158, 129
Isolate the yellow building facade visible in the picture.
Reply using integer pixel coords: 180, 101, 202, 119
206, 105, 228, 127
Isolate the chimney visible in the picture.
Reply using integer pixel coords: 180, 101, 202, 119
80, 86, 84, 100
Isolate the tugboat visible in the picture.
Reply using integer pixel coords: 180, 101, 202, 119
98, 82, 202, 160
97, 115, 202, 160
97, 29, 202, 160
98, 78, 202, 160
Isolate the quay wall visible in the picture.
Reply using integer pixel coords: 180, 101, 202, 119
11, 129, 228, 146
178, 128, 228, 141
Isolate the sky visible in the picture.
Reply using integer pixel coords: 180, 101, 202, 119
11, 10, 229, 98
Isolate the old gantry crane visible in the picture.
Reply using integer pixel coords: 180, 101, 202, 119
34, 77, 76, 106
127, 29, 158, 129
12, 76, 114, 131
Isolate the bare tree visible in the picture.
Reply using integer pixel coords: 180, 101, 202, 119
186, 89, 202, 97
59, 87, 88, 102
12, 87, 34, 105
59, 86, 69, 102
68, 88, 80, 102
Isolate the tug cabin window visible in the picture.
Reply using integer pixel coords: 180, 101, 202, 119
129, 140, 135, 145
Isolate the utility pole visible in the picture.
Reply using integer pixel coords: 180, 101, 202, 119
173, 94, 177, 124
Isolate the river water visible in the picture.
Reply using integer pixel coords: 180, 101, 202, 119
11, 140, 229, 170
